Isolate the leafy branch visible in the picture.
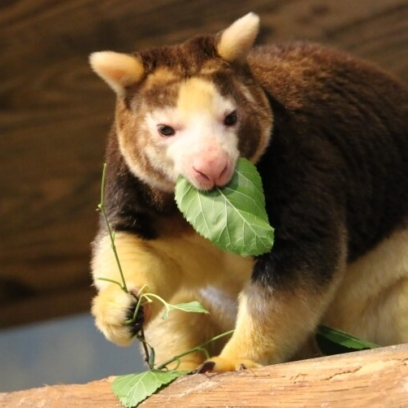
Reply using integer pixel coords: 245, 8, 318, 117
97, 163, 234, 407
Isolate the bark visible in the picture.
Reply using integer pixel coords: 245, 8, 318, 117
1, 344, 407, 408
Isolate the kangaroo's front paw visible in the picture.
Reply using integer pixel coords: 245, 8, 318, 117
91, 285, 144, 346
197, 356, 262, 373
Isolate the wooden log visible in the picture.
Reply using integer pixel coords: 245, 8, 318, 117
1, 344, 407, 407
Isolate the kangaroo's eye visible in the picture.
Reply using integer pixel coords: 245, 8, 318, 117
224, 110, 238, 126
157, 125, 176, 137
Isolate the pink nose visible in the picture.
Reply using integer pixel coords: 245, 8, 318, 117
192, 155, 231, 189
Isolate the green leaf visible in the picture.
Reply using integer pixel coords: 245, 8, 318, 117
175, 158, 274, 256
316, 325, 378, 355
112, 369, 188, 407
161, 301, 210, 320
140, 293, 210, 320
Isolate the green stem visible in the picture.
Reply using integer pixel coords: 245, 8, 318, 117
99, 163, 128, 293
126, 288, 151, 324
126, 291, 156, 368
98, 277, 125, 289
141, 293, 166, 306
138, 327, 156, 370
155, 329, 234, 370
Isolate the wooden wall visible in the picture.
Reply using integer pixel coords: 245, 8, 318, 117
1, 0, 408, 328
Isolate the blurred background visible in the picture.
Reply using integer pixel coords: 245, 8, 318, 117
1, 0, 408, 393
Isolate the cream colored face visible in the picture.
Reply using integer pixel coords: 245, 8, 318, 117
141, 77, 240, 191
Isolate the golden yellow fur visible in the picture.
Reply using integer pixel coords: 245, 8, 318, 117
93, 223, 408, 368
92, 225, 253, 366
177, 78, 234, 117
323, 226, 408, 345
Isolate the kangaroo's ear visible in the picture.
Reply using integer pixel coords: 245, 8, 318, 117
89, 51, 144, 96
216, 13, 260, 63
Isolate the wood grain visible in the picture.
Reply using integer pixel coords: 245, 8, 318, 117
1, 0, 408, 326
0, 344, 407, 407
